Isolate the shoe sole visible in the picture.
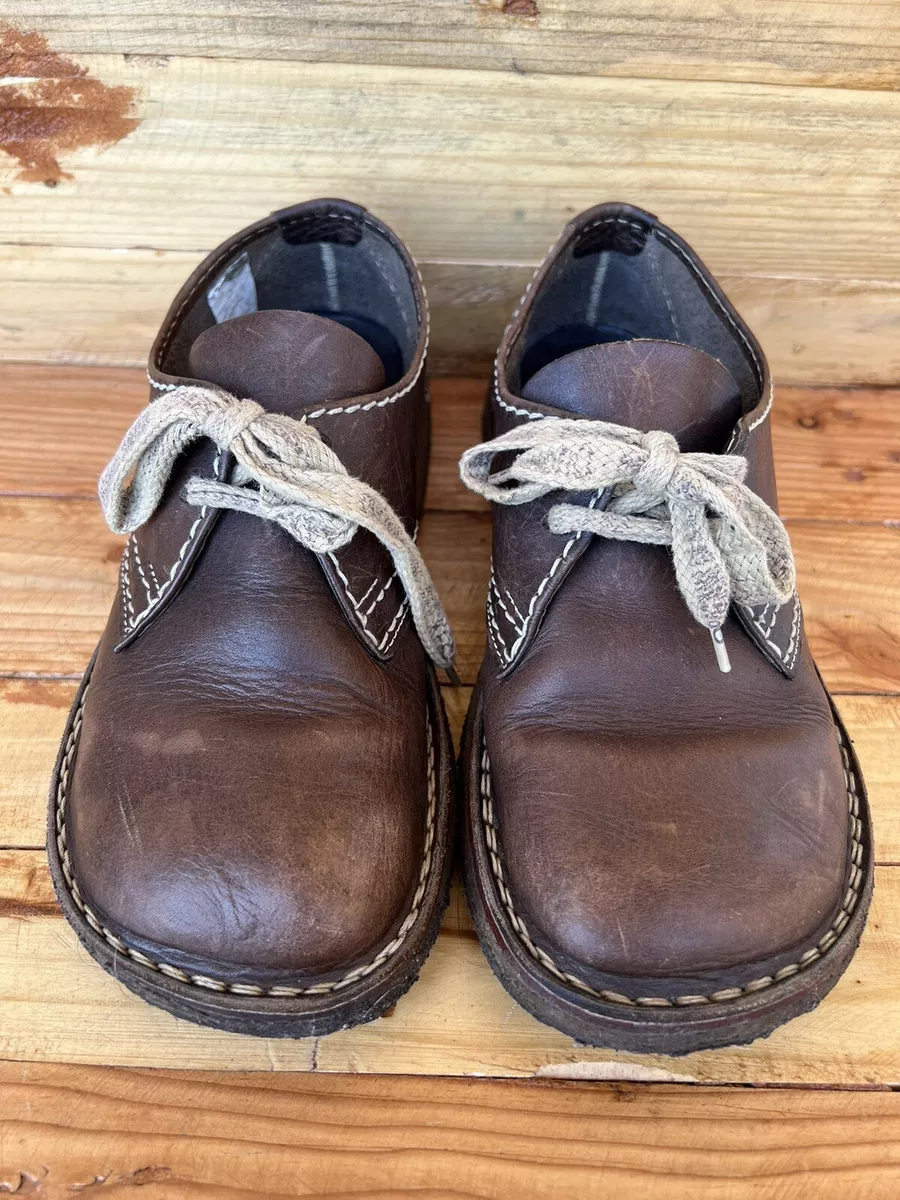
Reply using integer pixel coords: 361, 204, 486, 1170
47, 657, 455, 1039
461, 682, 874, 1056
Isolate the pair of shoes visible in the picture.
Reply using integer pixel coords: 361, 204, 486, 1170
49, 199, 872, 1053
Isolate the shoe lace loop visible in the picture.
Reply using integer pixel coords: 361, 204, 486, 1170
100, 385, 455, 671
460, 417, 795, 671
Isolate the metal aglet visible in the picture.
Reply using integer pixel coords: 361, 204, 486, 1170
710, 627, 731, 674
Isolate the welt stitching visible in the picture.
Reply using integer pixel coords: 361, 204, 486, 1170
55, 687, 437, 997
479, 722, 864, 1007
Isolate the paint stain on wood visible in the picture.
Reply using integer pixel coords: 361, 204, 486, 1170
502, 0, 540, 18
0, 24, 139, 185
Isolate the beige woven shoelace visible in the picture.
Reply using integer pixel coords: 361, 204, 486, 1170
459, 417, 795, 672
100, 384, 455, 671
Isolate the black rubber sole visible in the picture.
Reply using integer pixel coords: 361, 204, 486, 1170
47, 662, 455, 1039
461, 684, 874, 1056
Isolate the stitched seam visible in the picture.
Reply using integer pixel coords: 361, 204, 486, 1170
326, 553, 409, 652
148, 218, 430, 420
746, 593, 801, 669
55, 687, 437, 997
652, 228, 772, 432
504, 586, 527, 628
119, 548, 135, 635
125, 450, 221, 633
479, 723, 864, 1007
486, 587, 509, 662
492, 215, 650, 423
129, 536, 155, 604
497, 489, 605, 665
379, 599, 410, 654
491, 577, 524, 638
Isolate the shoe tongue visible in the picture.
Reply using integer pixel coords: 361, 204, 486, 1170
520, 340, 742, 452
187, 310, 386, 414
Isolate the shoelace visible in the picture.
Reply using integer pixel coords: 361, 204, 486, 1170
100, 384, 456, 672
459, 417, 795, 672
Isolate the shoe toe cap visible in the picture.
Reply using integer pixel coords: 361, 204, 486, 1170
489, 721, 852, 980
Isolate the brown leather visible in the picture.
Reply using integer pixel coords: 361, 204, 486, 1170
465, 203, 864, 1015
57, 201, 450, 1002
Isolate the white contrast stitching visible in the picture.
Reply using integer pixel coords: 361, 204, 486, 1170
746, 593, 802, 670
486, 587, 510, 661
652, 228, 770, 432
491, 577, 525, 638
379, 599, 410, 655
54, 686, 439, 998
326, 552, 410, 654
494, 489, 605, 666
120, 548, 135, 633
124, 451, 221, 634
129, 537, 155, 604
496, 395, 545, 421
479, 718, 864, 1007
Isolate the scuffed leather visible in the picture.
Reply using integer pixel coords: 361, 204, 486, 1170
65, 204, 439, 980
472, 203, 852, 983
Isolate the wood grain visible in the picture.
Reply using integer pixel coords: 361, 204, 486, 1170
4, 1064, 900, 1200
3, 367, 899, 523
12, 0, 900, 90
0, 848, 898, 1083
3, 680, 897, 859
6, 249, 900, 385
2, 56, 900, 283
772, 387, 900, 523
1, 495, 897, 688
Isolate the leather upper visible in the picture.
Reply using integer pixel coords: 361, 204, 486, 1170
65, 201, 438, 980
473, 203, 852, 985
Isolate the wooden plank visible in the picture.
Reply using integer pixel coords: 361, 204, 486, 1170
3, 366, 900, 523
4, 1066, 900, 1200
1, 848, 899, 1083
772, 386, 900, 523
2, 57, 900, 284
3, 680, 897, 859
0, 364, 146, 499
5, 249, 900, 386
0, 678, 76, 848
11, 1, 900, 90
1, 496, 897, 689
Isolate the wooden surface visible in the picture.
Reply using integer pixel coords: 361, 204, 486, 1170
2, 17, 900, 382
0, 363, 897, 1088
9, 1, 900, 91
7, 250, 900, 384
6, 1066, 900, 1200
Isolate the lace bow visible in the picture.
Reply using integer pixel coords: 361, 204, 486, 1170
460, 417, 795, 672
100, 385, 455, 671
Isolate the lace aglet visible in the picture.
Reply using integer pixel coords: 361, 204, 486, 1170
444, 663, 462, 687
710, 627, 731, 674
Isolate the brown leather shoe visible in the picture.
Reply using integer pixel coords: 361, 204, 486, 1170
48, 200, 456, 1036
459, 203, 872, 1054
